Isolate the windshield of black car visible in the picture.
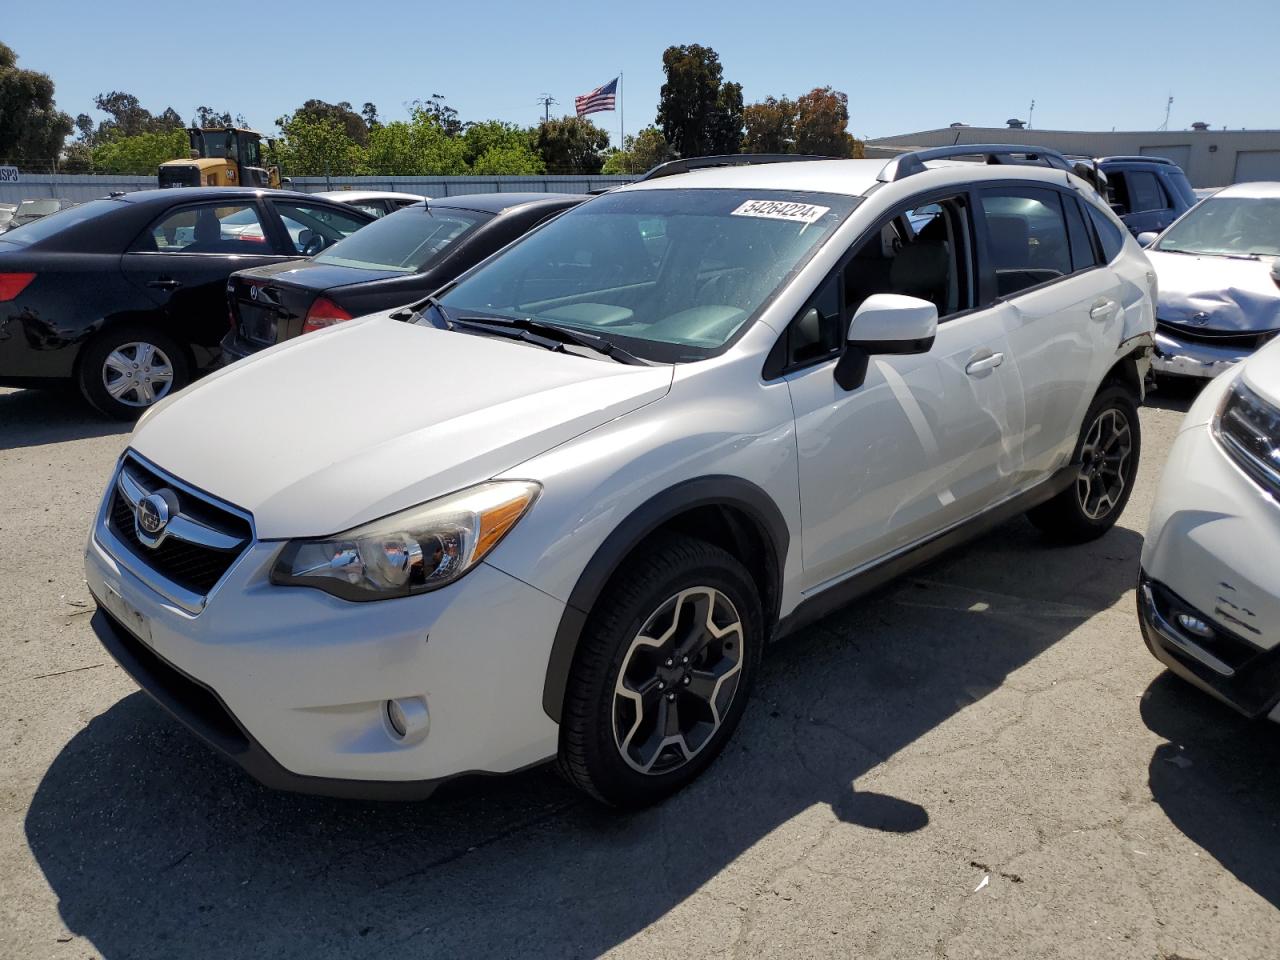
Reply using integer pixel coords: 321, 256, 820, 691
1156, 196, 1280, 257
433, 188, 857, 362
314, 206, 488, 273
0, 199, 115, 246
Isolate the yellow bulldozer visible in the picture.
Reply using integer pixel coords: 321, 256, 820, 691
158, 127, 282, 189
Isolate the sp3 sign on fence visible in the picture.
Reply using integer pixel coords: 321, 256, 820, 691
0, 167, 19, 183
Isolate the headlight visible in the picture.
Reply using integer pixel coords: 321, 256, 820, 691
270, 480, 540, 600
1214, 379, 1280, 497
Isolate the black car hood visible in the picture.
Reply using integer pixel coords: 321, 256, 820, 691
235, 257, 407, 291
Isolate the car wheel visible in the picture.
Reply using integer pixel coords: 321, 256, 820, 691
557, 534, 763, 807
1028, 385, 1141, 543
78, 327, 190, 420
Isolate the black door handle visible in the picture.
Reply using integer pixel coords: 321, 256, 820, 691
146, 278, 183, 290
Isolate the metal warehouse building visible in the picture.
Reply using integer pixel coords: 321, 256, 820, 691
866, 125, 1280, 187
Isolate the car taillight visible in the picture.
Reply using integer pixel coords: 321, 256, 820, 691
0, 272, 36, 302
302, 297, 354, 334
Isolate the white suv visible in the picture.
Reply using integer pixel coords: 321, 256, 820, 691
85, 147, 1157, 806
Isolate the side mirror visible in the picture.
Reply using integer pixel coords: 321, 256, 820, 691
1137, 231, 1159, 248
834, 294, 938, 390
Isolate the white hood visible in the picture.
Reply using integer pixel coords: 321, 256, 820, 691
131, 315, 673, 538
1149, 249, 1280, 332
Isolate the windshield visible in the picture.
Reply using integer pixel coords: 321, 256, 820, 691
0, 199, 115, 246
315, 206, 487, 273
1156, 196, 1280, 257
435, 188, 857, 362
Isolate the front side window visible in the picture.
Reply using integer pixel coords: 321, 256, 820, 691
780, 194, 971, 370
134, 203, 267, 253
435, 189, 857, 362
979, 188, 1073, 297
1154, 196, 1280, 258
272, 203, 369, 254
314, 207, 487, 272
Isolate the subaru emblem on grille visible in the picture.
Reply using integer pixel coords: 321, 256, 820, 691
136, 492, 172, 545
250, 285, 260, 301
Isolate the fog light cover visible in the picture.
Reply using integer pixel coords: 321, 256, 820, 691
386, 697, 430, 742
1176, 613, 1215, 639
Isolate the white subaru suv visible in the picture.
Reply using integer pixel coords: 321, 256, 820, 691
85, 146, 1156, 807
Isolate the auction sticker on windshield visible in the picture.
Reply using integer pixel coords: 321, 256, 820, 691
731, 199, 831, 224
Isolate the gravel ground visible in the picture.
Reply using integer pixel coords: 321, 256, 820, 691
2, 382, 1278, 960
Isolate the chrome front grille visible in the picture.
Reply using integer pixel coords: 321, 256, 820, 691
99, 454, 254, 610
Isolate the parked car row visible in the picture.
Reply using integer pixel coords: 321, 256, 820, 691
82, 145, 1168, 806
0, 197, 76, 234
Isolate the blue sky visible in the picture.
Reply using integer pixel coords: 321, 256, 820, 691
6, 0, 1277, 147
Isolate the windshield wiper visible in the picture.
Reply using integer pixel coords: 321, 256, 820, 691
449, 315, 652, 366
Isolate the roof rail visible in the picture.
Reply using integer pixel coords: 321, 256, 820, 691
876, 143, 1077, 183
1096, 155, 1176, 166
636, 153, 834, 183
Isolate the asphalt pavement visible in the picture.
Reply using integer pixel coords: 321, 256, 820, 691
1, 381, 1277, 960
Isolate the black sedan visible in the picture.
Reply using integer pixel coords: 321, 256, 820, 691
0, 187, 372, 417
222, 192, 585, 362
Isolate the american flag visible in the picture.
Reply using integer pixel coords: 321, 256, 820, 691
575, 77, 618, 118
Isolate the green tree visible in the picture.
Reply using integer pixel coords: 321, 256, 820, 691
656, 44, 743, 158
462, 121, 544, 174
275, 114, 365, 177
90, 128, 189, 174
0, 42, 74, 165
192, 105, 245, 129
602, 126, 672, 174
60, 141, 94, 173
793, 87, 863, 158
742, 96, 797, 154
362, 109, 468, 176
361, 102, 381, 131
410, 95, 463, 138
290, 99, 369, 145
535, 116, 610, 174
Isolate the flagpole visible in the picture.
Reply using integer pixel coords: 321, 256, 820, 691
619, 72, 625, 151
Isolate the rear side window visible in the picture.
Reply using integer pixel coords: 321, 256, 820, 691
1063, 196, 1100, 271
133, 203, 268, 253
1084, 203, 1126, 262
978, 188, 1072, 298
1127, 171, 1167, 212
272, 202, 370, 254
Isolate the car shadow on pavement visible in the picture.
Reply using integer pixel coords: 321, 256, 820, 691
26, 520, 1143, 960
1143, 378, 1203, 414
1142, 671, 1280, 908
0, 388, 129, 449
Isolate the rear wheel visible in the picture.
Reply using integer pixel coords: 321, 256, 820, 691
78, 327, 190, 419
1028, 385, 1140, 543
557, 534, 762, 807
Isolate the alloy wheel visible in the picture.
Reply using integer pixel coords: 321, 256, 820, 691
1076, 407, 1133, 520
102, 341, 175, 408
612, 586, 745, 775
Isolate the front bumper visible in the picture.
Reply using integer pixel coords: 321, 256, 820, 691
85, 529, 564, 797
1140, 418, 1280, 719
1151, 327, 1252, 379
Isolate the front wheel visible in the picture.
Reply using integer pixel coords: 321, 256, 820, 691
78, 326, 190, 420
557, 534, 763, 807
1028, 385, 1141, 543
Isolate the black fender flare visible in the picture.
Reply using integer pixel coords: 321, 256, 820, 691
540, 475, 790, 722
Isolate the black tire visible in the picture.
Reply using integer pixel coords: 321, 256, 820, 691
1028, 385, 1141, 543
557, 533, 763, 808
78, 325, 190, 420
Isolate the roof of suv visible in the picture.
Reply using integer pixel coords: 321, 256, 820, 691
621, 157, 1091, 199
